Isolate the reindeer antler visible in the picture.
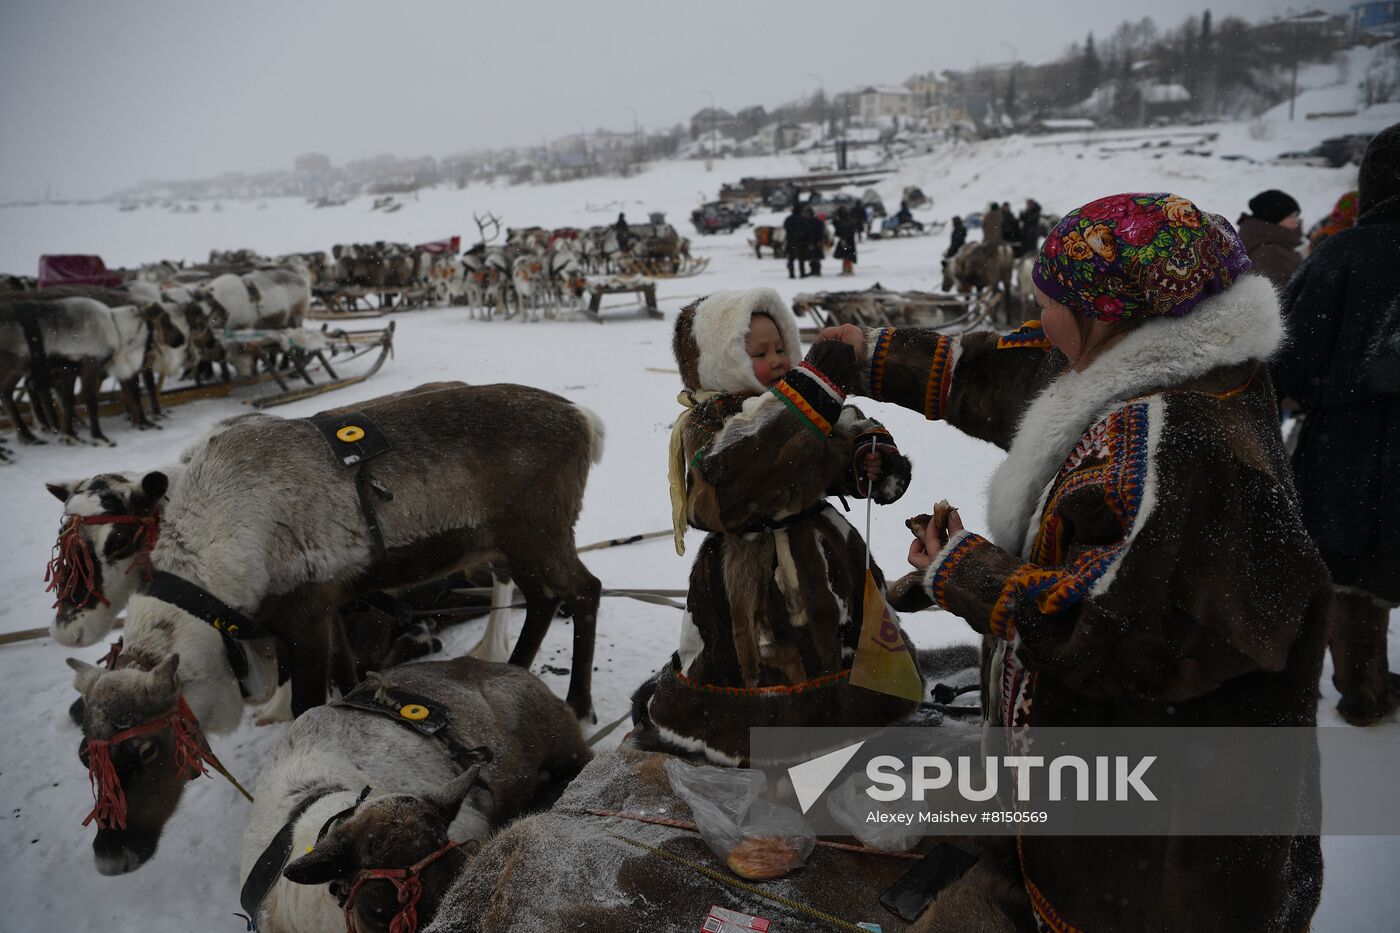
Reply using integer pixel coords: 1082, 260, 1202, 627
472, 212, 502, 246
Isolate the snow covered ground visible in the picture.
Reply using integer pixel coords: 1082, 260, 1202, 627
1, 102, 1398, 932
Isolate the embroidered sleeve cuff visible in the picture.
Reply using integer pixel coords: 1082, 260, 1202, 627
921, 334, 959, 422
772, 356, 850, 438
866, 326, 895, 400
922, 530, 1019, 637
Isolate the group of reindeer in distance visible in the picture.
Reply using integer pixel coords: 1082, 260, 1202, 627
0, 260, 314, 462
425, 213, 695, 321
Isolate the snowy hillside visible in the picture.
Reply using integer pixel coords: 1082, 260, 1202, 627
0, 105, 1397, 932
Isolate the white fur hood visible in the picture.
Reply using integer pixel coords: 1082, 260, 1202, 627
679, 288, 801, 394
984, 274, 1283, 554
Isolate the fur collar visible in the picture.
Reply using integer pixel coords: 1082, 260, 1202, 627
985, 274, 1282, 554
683, 289, 801, 394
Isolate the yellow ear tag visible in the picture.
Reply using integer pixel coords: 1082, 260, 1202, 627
399, 704, 429, 721
305, 845, 314, 853
336, 425, 366, 443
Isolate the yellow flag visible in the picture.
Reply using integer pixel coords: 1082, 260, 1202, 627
849, 573, 925, 702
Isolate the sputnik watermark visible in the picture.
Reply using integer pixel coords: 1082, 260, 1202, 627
759, 726, 1387, 836
788, 743, 1155, 814
865, 754, 1156, 804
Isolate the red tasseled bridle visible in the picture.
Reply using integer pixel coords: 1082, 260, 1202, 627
45, 511, 161, 610
341, 840, 463, 933
81, 695, 214, 830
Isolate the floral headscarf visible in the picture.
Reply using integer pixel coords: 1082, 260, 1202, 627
1310, 190, 1358, 245
1032, 193, 1252, 322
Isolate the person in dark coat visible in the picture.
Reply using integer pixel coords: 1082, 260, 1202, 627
782, 203, 806, 279
820, 192, 1329, 931
1017, 198, 1042, 257
802, 206, 826, 277
1000, 201, 1021, 245
1238, 189, 1304, 289
1274, 123, 1400, 726
982, 201, 1004, 242
832, 206, 859, 275
614, 212, 633, 252
944, 215, 967, 259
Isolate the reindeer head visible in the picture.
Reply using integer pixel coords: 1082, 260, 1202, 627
282, 768, 485, 933
46, 472, 168, 647
68, 654, 204, 875
140, 304, 186, 351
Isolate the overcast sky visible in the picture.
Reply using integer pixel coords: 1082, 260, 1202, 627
0, 0, 1351, 201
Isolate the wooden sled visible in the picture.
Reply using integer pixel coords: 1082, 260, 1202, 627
616, 256, 710, 278
792, 286, 994, 335
582, 280, 663, 323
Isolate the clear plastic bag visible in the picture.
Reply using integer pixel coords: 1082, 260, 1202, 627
664, 758, 816, 879
826, 771, 924, 852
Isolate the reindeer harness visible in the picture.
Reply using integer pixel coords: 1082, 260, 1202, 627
307, 409, 394, 561
79, 641, 253, 830
80, 694, 235, 830
238, 681, 491, 931
340, 838, 464, 933
45, 511, 160, 609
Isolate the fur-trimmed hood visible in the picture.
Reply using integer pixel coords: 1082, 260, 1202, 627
986, 274, 1283, 554
673, 289, 802, 394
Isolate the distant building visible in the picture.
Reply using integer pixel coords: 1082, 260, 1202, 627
1142, 82, 1192, 120
294, 152, 331, 174
858, 85, 916, 121
904, 72, 949, 110
690, 107, 736, 140
775, 123, 805, 150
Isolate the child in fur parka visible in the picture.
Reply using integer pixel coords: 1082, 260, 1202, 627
633, 288, 921, 766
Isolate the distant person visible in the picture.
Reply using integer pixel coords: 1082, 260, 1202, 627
1273, 124, 1400, 726
1000, 201, 1021, 244
1238, 189, 1303, 288
1307, 190, 1359, 255
783, 202, 806, 279
614, 212, 633, 252
895, 200, 914, 226
982, 201, 1004, 242
944, 215, 967, 259
1017, 199, 1042, 257
833, 206, 859, 276
802, 206, 826, 277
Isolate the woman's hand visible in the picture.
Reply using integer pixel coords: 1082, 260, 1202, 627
861, 450, 882, 482
816, 323, 866, 358
906, 507, 965, 571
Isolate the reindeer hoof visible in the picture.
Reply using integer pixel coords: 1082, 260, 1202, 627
17, 434, 46, 446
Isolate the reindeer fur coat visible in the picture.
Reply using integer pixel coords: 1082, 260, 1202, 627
866, 275, 1330, 931
636, 290, 921, 767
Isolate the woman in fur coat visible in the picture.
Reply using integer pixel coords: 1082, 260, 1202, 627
632, 288, 921, 767
820, 194, 1330, 931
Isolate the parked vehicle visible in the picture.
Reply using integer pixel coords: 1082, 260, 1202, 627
690, 201, 750, 235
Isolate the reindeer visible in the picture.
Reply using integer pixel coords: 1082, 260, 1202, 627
10, 284, 186, 430
245, 657, 589, 933
67, 382, 604, 874
198, 268, 310, 332
509, 249, 548, 322
546, 242, 586, 314
942, 241, 1015, 326
0, 296, 184, 446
